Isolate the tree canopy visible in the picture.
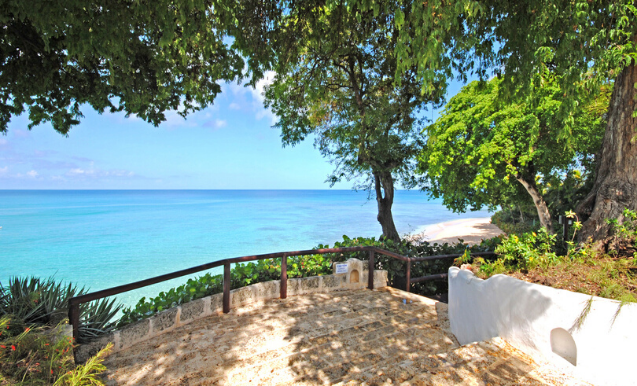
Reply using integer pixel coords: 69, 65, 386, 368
7, 0, 637, 244
419, 78, 608, 232
261, 1, 442, 241
382, 0, 636, 243
0, 0, 244, 135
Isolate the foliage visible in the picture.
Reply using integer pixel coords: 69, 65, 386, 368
490, 210, 540, 236
0, 315, 111, 385
53, 343, 111, 386
0, 277, 78, 326
493, 229, 560, 270
387, 0, 637, 244
259, 1, 443, 241
0, 316, 69, 384
375, 0, 637, 120
326, 235, 500, 295
0, 0, 244, 134
0, 277, 121, 342
77, 298, 121, 343
466, 210, 637, 303
606, 208, 637, 247
418, 77, 607, 231
118, 234, 502, 326
118, 252, 334, 326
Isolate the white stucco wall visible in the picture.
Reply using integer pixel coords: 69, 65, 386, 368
448, 267, 637, 386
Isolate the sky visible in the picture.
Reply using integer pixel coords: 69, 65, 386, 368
0, 73, 471, 190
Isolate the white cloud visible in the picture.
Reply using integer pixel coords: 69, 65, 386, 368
203, 118, 228, 131
251, 71, 276, 105
26, 170, 38, 178
67, 167, 136, 179
252, 72, 278, 124
223, 72, 279, 125
161, 110, 197, 129
0, 166, 7, 175
69, 168, 90, 176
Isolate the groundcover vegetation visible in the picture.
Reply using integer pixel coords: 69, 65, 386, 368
0, 277, 116, 385
462, 210, 637, 304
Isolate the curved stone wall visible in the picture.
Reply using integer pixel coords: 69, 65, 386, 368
448, 267, 637, 386
76, 258, 387, 363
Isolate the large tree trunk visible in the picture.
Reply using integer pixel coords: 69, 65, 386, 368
516, 175, 553, 233
576, 57, 637, 246
373, 171, 400, 242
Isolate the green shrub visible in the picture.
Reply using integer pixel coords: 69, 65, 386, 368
326, 235, 500, 294
0, 315, 74, 384
118, 253, 334, 327
117, 235, 503, 327
492, 228, 559, 270
0, 277, 122, 343
0, 277, 79, 326
607, 208, 637, 246
53, 343, 111, 386
0, 315, 111, 385
491, 210, 540, 235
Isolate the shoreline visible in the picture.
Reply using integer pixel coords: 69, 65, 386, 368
406, 217, 504, 245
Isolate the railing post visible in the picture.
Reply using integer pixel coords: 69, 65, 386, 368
406, 258, 411, 293
368, 250, 374, 290
223, 262, 231, 313
280, 254, 288, 299
68, 299, 80, 362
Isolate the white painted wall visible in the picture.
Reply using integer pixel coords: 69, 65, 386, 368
448, 267, 637, 386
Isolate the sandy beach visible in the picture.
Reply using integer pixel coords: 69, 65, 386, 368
406, 217, 503, 245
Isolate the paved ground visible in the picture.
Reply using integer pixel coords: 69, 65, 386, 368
103, 287, 588, 385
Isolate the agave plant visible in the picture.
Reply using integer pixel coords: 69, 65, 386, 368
0, 276, 74, 324
78, 297, 122, 342
0, 276, 121, 342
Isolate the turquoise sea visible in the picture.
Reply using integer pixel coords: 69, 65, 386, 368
0, 190, 491, 307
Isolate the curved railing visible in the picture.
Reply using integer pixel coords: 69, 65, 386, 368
68, 246, 495, 353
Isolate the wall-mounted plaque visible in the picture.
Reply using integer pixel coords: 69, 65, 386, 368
335, 263, 348, 274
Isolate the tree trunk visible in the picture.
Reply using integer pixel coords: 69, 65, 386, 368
576, 56, 637, 246
373, 171, 401, 242
516, 176, 553, 233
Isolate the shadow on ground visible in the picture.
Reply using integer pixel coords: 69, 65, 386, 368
102, 287, 556, 385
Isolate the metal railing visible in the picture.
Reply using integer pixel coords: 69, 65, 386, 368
68, 247, 496, 348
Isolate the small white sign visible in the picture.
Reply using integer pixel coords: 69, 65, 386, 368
335, 263, 348, 274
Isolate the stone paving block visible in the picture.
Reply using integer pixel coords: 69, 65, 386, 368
287, 278, 301, 296
322, 274, 346, 290
210, 293, 223, 313
252, 280, 280, 301
230, 286, 255, 307
180, 296, 208, 324
489, 357, 533, 382
75, 332, 115, 363
152, 307, 178, 334
118, 318, 150, 350
299, 276, 320, 294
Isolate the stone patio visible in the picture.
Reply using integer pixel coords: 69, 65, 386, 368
103, 287, 589, 385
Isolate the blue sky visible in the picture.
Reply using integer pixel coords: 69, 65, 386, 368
0, 74, 469, 190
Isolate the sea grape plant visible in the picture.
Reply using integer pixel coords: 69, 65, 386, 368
118, 235, 500, 327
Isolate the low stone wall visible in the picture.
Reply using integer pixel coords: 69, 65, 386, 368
76, 258, 387, 363
448, 267, 637, 386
